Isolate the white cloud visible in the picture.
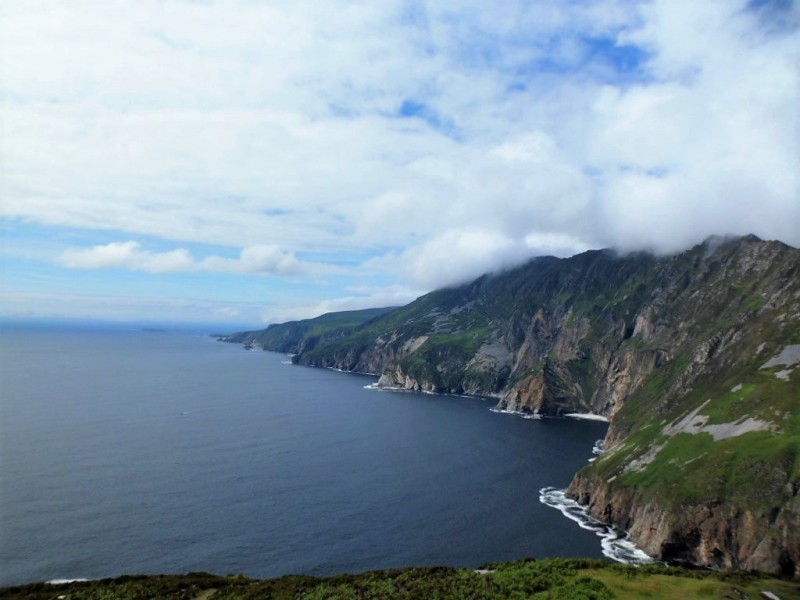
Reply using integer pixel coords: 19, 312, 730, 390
523, 232, 591, 258
59, 241, 331, 277
60, 241, 195, 273
371, 229, 527, 289
203, 244, 335, 276
584, 2, 800, 253
2, 0, 799, 323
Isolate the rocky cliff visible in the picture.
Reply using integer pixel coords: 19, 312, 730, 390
230, 235, 800, 575
565, 237, 800, 574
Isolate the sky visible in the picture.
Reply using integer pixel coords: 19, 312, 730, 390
1, 0, 798, 328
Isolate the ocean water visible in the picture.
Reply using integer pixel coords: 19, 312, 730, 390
0, 325, 610, 586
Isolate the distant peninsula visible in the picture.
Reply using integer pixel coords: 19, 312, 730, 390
223, 235, 800, 577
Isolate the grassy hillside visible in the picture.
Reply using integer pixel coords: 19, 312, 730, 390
585, 343, 800, 511
3, 559, 798, 600
220, 307, 397, 353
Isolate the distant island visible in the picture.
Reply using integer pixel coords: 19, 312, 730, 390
222, 235, 800, 577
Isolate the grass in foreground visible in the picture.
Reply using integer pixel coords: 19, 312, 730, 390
2, 559, 798, 600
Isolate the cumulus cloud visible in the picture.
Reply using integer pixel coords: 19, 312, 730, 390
59, 241, 331, 277
580, 2, 800, 253
60, 241, 195, 273
370, 229, 521, 289
202, 244, 320, 276
2, 0, 799, 322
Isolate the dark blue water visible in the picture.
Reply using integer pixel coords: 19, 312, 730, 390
0, 326, 607, 585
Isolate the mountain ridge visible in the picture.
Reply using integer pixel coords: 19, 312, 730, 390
225, 234, 800, 576
218, 306, 397, 355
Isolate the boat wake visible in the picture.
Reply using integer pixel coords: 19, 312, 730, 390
538, 487, 653, 565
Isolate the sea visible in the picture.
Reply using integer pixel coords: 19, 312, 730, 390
0, 324, 638, 586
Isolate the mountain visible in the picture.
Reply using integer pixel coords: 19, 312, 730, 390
228, 235, 800, 576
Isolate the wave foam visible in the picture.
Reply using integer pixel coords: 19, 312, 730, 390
592, 439, 605, 455
564, 412, 610, 422
588, 439, 606, 462
539, 487, 653, 565
362, 384, 471, 398
325, 366, 378, 376
363, 383, 402, 392
47, 578, 89, 585
489, 407, 542, 419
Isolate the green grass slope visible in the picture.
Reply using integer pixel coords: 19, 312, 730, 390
4, 559, 798, 600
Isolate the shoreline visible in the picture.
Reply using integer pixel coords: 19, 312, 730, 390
564, 412, 610, 423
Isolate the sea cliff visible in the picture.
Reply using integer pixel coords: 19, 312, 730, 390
226, 235, 800, 576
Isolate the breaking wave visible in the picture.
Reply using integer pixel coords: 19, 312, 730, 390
538, 487, 653, 565
489, 408, 542, 419
588, 439, 605, 462
362, 384, 471, 398
363, 383, 397, 391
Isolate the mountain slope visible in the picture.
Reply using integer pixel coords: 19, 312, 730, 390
219, 307, 396, 354
230, 235, 800, 575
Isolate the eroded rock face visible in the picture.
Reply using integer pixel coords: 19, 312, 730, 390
500, 374, 548, 412
590, 348, 668, 420
568, 472, 800, 577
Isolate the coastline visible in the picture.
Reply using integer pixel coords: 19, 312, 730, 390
564, 412, 610, 422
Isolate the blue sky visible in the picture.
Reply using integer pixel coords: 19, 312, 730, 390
1, 0, 798, 327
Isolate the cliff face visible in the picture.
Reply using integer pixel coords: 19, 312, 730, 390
297, 236, 796, 412
565, 237, 800, 574
231, 235, 800, 575
568, 466, 800, 576
297, 249, 666, 412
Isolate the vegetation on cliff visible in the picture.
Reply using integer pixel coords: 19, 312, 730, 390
4, 559, 799, 600
226, 235, 800, 576
218, 307, 396, 355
